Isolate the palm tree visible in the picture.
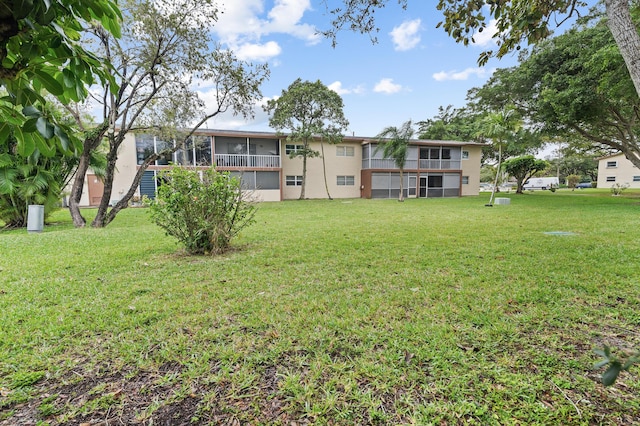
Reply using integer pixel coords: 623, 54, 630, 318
375, 120, 415, 202
477, 107, 521, 206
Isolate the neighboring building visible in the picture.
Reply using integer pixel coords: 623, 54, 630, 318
597, 153, 640, 189
74, 129, 484, 206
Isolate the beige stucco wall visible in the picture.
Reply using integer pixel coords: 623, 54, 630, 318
71, 133, 139, 207
282, 140, 362, 199
460, 145, 482, 196
251, 189, 281, 202
110, 133, 139, 203
597, 153, 640, 189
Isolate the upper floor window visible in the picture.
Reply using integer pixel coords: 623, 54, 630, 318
336, 146, 355, 157
462, 150, 469, 160
285, 144, 304, 155
606, 161, 618, 168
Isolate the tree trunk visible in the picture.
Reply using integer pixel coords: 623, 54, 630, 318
320, 140, 332, 200
68, 152, 89, 227
300, 142, 308, 200
488, 143, 502, 205
91, 139, 119, 228
398, 169, 404, 202
68, 123, 109, 227
605, 0, 640, 168
606, 0, 640, 98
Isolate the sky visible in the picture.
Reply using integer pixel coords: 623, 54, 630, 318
200, 0, 593, 139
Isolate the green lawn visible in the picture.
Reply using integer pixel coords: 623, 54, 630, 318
1, 190, 639, 424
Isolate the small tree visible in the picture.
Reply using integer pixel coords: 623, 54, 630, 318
375, 120, 415, 202
477, 106, 521, 205
264, 79, 349, 199
149, 167, 256, 255
567, 174, 580, 190
502, 155, 549, 194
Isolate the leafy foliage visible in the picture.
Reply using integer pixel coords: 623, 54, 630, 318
65, 0, 269, 228
502, 155, 549, 194
468, 12, 640, 169
0, 127, 106, 229
375, 120, 415, 202
0, 0, 121, 156
264, 79, 349, 199
149, 167, 256, 255
594, 346, 640, 386
321, 0, 588, 64
566, 174, 581, 189
417, 105, 479, 142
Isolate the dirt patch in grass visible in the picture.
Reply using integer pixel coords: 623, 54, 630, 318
1, 360, 298, 425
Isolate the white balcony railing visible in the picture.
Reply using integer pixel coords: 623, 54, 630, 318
362, 158, 460, 170
215, 154, 280, 168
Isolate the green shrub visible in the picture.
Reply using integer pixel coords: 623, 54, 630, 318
149, 167, 256, 255
566, 174, 580, 189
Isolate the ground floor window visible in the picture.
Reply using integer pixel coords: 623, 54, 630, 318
337, 175, 355, 186
286, 175, 303, 186
462, 176, 469, 184
633, 176, 640, 182
141, 170, 279, 198
606, 176, 616, 182
230, 171, 280, 190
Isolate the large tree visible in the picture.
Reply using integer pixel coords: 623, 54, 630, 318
264, 79, 349, 200
502, 155, 549, 194
0, 0, 121, 157
470, 13, 640, 169
66, 0, 269, 228
375, 120, 414, 202
323, 1, 640, 152
417, 105, 479, 142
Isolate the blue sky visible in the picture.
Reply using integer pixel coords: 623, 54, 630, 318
203, 0, 592, 138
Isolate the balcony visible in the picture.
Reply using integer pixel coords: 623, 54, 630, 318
361, 159, 460, 170
419, 159, 461, 170
215, 154, 280, 168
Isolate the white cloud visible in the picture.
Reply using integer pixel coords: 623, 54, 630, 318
213, 0, 319, 62
328, 81, 365, 95
471, 19, 498, 47
374, 78, 403, 94
235, 41, 282, 62
266, 0, 320, 44
432, 67, 494, 82
389, 19, 422, 51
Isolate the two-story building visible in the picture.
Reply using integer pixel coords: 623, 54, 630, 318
597, 153, 640, 189
74, 129, 484, 206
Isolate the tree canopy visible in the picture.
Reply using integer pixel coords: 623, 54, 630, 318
0, 0, 121, 157
502, 155, 549, 194
324, 1, 640, 123
264, 79, 349, 200
469, 12, 640, 169
65, 0, 269, 228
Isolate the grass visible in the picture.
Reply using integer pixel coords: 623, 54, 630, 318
1, 189, 640, 424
